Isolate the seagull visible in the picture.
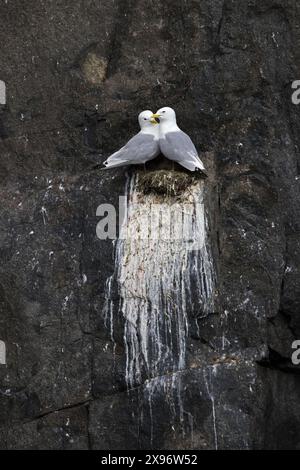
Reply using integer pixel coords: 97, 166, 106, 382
151, 107, 207, 174
103, 110, 160, 169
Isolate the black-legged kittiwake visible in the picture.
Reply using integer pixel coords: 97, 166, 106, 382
151, 107, 207, 174
103, 110, 159, 169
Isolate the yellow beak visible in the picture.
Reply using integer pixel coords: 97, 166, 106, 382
150, 113, 161, 124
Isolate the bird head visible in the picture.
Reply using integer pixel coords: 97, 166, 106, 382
151, 107, 176, 123
138, 110, 159, 128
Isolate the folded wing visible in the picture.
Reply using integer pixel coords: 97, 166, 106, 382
162, 131, 206, 173
104, 133, 159, 169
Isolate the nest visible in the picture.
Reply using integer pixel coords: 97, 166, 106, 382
137, 169, 197, 197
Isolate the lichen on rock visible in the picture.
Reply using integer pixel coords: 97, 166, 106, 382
82, 53, 108, 85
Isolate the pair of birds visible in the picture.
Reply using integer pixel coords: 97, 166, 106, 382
103, 107, 206, 174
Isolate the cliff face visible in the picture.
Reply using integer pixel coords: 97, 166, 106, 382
0, 0, 300, 450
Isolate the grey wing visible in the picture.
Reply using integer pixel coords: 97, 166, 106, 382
105, 133, 159, 166
162, 131, 205, 171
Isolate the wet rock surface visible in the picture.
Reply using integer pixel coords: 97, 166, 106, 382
0, 0, 300, 449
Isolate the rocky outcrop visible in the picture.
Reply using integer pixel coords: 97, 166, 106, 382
0, 0, 300, 449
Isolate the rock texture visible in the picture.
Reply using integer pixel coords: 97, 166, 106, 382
1, 0, 300, 450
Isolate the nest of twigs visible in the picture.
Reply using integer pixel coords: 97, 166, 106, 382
137, 169, 198, 197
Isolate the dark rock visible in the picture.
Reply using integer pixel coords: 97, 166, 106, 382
0, 0, 300, 450
0, 405, 89, 450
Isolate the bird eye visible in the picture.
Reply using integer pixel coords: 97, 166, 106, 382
162, 111, 166, 113
144, 118, 147, 120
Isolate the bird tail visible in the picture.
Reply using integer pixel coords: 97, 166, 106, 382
178, 160, 204, 172
195, 160, 208, 177
195, 167, 208, 178
178, 155, 207, 174
102, 158, 129, 169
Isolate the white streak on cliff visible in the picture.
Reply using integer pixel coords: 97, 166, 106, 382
111, 174, 214, 388
103, 173, 215, 444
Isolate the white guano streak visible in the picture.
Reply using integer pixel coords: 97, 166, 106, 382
104, 174, 215, 389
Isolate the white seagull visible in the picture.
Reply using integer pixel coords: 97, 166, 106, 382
103, 110, 160, 169
151, 107, 207, 173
